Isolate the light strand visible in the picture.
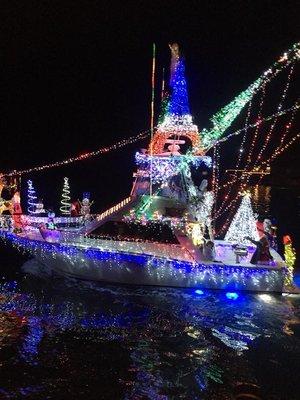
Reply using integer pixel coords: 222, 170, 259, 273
207, 102, 300, 150
2, 130, 151, 177
239, 65, 295, 204
211, 103, 300, 194
214, 130, 300, 237
201, 41, 300, 150
216, 99, 254, 216
255, 64, 295, 165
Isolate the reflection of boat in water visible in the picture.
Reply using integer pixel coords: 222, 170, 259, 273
0, 43, 289, 293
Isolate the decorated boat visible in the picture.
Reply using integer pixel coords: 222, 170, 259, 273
1, 42, 299, 293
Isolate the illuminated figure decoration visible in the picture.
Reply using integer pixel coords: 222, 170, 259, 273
283, 235, 296, 286
12, 191, 23, 232
225, 192, 259, 245
35, 199, 47, 216
79, 192, 94, 219
60, 177, 71, 215
46, 209, 56, 230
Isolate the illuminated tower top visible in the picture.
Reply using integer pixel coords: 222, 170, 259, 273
151, 43, 203, 155
167, 43, 190, 117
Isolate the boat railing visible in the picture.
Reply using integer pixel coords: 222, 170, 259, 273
96, 197, 132, 221
73, 234, 194, 262
80, 197, 133, 234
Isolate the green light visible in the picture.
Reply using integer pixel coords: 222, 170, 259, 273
201, 78, 262, 149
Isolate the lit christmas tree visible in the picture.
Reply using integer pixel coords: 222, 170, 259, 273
225, 192, 259, 245
60, 177, 71, 215
27, 180, 38, 214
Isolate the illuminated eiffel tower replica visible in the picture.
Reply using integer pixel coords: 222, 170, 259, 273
130, 43, 213, 237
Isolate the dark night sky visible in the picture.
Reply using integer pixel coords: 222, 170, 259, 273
1, 0, 299, 212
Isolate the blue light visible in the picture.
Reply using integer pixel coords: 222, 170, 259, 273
0, 231, 283, 294
195, 289, 204, 295
168, 52, 190, 117
226, 292, 239, 300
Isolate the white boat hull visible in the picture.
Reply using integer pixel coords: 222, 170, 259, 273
1, 232, 286, 292
31, 241, 285, 292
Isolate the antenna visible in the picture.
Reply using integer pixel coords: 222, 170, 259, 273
161, 67, 165, 100
149, 43, 156, 197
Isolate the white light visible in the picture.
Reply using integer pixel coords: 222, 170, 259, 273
258, 294, 274, 303
225, 193, 259, 245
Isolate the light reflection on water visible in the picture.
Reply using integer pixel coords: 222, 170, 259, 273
0, 259, 300, 400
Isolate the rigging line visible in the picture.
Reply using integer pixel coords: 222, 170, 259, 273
2, 129, 151, 178
217, 128, 299, 193
214, 130, 300, 226
255, 64, 295, 165
214, 111, 300, 222
149, 43, 156, 197
234, 65, 294, 214
205, 102, 300, 151
216, 99, 254, 216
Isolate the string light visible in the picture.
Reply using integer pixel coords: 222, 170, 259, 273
283, 235, 296, 286
246, 83, 267, 164
167, 43, 191, 117
2, 129, 151, 177
150, 44, 203, 155
215, 101, 299, 225
276, 108, 297, 151
207, 102, 300, 149
0, 231, 286, 292
96, 197, 132, 222
258, 131, 300, 168
216, 64, 297, 225
201, 78, 262, 149
214, 128, 300, 237
212, 144, 220, 224
216, 99, 253, 217
206, 63, 298, 239
256, 65, 294, 164
224, 192, 259, 245
217, 123, 300, 193
135, 152, 211, 183
27, 180, 38, 214
1, 42, 298, 180
201, 41, 300, 150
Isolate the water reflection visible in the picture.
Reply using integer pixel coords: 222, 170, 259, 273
0, 260, 299, 399
251, 185, 271, 217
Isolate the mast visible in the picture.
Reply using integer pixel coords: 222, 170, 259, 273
149, 43, 156, 197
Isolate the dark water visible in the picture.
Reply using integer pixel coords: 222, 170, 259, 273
0, 187, 300, 400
